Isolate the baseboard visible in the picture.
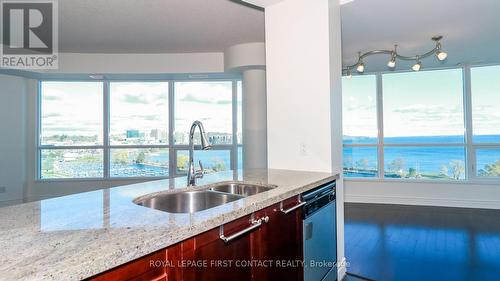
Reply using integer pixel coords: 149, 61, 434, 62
346, 194, 500, 210
337, 257, 347, 280
0, 198, 23, 208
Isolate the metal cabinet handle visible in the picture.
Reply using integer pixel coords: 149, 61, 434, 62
219, 216, 269, 243
280, 200, 306, 214
280, 201, 306, 214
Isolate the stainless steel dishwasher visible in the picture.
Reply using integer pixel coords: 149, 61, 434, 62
302, 181, 337, 281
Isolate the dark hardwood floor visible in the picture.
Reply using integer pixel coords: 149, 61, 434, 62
344, 203, 500, 281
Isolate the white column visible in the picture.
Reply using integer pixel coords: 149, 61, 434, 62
224, 42, 267, 169
242, 69, 267, 169
262, 0, 346, 279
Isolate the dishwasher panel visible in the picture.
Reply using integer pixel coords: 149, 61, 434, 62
303, 200, 337, 281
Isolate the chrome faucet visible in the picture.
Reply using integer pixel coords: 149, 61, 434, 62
187, 121, 212, 186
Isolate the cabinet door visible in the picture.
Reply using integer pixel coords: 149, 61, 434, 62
252, 196, 304, 281
180, 214, 254, 281
89, 249, 167, 281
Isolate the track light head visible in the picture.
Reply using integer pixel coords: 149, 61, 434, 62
412, 57, 421, 71
436, 50, 448, 61
356, 63, 365, 73
412, 62, 421, 71
387, 59, 396, 68
346, 68, 353, 79
356, 52, 365, 73
435, 42, 448, 61
387, 52, 396, 68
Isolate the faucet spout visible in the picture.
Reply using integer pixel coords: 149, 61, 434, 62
187, 121, 212, 186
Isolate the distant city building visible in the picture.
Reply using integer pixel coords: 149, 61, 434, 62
126, 130, 140, 138
150, 129, 159, 139
208, 133, 233, 145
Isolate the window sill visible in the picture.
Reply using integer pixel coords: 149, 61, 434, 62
343, 177, 500, 185
35, 176, 169, 183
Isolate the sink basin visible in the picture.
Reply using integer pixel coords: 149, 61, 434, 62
134, 190, 243, 213
210, 182, 276, 197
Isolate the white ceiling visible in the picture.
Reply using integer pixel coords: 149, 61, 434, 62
341, 0, 500, 72
57, 0, 500, 72
58, 0, 265, 53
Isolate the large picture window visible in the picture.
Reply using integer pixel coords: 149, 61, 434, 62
342, 65, 500, 181
342, 75, 378, 177
382, 69, 465, 180
471, 65, 500, 178
38, 79, 242, 180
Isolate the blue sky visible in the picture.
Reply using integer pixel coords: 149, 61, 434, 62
41, 81, 235, 144
343, 65, 500, 138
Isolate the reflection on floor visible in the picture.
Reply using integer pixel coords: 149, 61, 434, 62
345, 203, 500, 281
343, 274, 371, 281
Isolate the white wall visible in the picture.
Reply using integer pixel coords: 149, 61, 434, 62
0, 74, 28, 206
265, 0, 333, 172
328, 0, 346, 277
345, 180, 500, 209
264, 0, 346, 279
38, 52, 225, 74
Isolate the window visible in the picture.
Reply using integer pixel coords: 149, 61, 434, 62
110, 82, 169, 145
342, 67, 497, 181
176, 150, 231, 175
174, 81, 233, 145
383, 69, 465, 180
342, 75, 378, 144
38, 79, 242, 180
383, 70, 465, 143
110, 148, 169, 177
40, 82, 104, 178
342, 75, 378, 177
471, 65, 500, 178
343, 147, 378, 178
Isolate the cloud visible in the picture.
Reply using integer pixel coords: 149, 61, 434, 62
43, 95, 62, 101
43, 113, 61, 118
181, 93, 212, 104
136, 115, 160, 121
42, 126, 97, 132
123, 94, 149, 104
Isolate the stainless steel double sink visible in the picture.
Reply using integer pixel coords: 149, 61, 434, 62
133, 182, 276, 214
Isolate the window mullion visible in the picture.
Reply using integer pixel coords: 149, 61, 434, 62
36, 81, 42, 180
376, 73, 384, 178
231, 80, 238, 170
168, 81, 175, 178
103, 80, 110, 178
463, 65, 475, 180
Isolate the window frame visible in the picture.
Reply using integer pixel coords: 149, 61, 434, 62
343, 65, 500, 183
37, 78, 242, 181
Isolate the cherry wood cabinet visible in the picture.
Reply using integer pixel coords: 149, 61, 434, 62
169, 214, 255, 281
255, 196, 304, 281
88, 250, 167, 281
88, 196, 304, 281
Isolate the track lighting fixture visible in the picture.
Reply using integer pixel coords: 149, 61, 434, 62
356, 52, 365, 73
436, 51, 448, 61
387, 51, 397, 68
387, 46, 397, 68
412, 56, 421, 72
435, 42, 448, 61
356, 62, 365, 73
343, 36, 448, 76
346, 68, 352, 79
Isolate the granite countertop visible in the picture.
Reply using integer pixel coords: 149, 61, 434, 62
0, 169, 339, 281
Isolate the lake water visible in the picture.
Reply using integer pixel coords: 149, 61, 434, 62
344, 135, 500, 178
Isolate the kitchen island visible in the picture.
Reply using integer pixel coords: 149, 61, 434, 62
0, 169, 338, 280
